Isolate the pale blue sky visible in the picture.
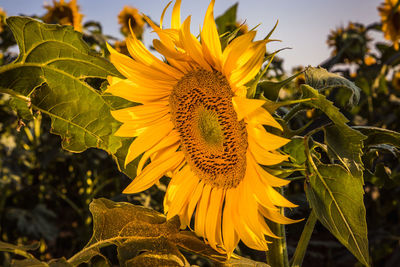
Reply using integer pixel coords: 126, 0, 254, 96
1, 0, 384, 70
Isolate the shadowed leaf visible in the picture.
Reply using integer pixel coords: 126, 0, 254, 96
305, 66, 361, 106
305, 163, 369, 266
301, 84, 366, 179
352, 126, 400, 148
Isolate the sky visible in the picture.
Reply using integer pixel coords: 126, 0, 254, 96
0, 0, 385, 71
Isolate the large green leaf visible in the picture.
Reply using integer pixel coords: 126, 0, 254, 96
305, 162, 369, 266
352, 126, 400, 148
67, 198, 267, 267
325, 125, 366, 178
215, 3, 238, 35
305, 66, 361, 106
301, 84, 366, 178
0, 17, 137, 177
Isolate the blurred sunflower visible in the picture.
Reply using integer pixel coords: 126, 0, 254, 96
378, 0, 400, 50
114, 40, 129, 56
118, 6, 145, 38
392, 72, 400, 91
327, 22, 370, 63
0, 8, 6, 34
42, 0, 83, 32
106, 0, 298, 256
292, 66, 305, 87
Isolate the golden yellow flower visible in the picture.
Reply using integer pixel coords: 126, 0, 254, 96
118, 6, 145, 38
379, 0, 400, 50
0, 8, 6, 34
42, 0, 83, 32
392, 72, 400, 91
106, 0, 297, 256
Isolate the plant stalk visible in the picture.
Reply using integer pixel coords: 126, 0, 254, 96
266, 188, 289, 267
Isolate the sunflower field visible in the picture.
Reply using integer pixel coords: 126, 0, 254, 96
0, 0, 400, 266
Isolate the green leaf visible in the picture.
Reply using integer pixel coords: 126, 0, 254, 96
0, 17, 140, 178
0, 241, 39, 260
325, 125, 366, 178
11, 258, 72, 267
68, 198, 268, 266
1, 16, 122, 152
11, 259, 48, 267
305, 162, 369, 266
283, 136, 306, 165
352, 126, 400, 148
67, 198, 223, 266
215, 3, 238, 35
301, 84, 366, 178
305, 66, 361, 106
259, 72, 301, 101
8, 97, 33, 120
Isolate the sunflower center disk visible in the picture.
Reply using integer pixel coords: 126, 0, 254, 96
169, 69, 248, 189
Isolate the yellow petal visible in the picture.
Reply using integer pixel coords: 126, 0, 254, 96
137, 130, 180, 175
105, 78, 169, 104
184, 178, 204, 227
229, 41, 267, 87
266, 186, 298, 208
229, 185, 269, 250
241, 179, 279, 239
245, 158, 280, 209
111, 104, 169, 126
201, 0, 222, 69
195, 183, 212, 238
222, 31, 256, 70
248, 152, 290, 187
107, 43, 177, 84
160, 1, 172, 29
223, 32, 259, 76
124, 119, 173, 167
248, 140, 289, 166
247, 124, 290, 151
222, 189, 239, 257
260, 205, 302, 225
180, 16, 212, 71
123, 151, 184, 194
171, 0, 182, 29
232, 96, 265, 121
205, 187, 224, 253
164, 163, 188, 214
125, 35, 183, 80
167, 165, 199, 220
246, 107, 283, 131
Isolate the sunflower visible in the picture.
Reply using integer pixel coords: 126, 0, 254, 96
392, 71, 400, 91
0, 8, 6, 34
106, 0, 298, 256
42, 0, 83, 32
114, 40, 130, 56
327, 22, 369, 63
118, 6, 145, 38
379, 0, 400, 50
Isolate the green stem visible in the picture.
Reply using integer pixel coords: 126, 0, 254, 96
0, 89, 30, 102
266, 188, 289, 267
290, 210, 317, 267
